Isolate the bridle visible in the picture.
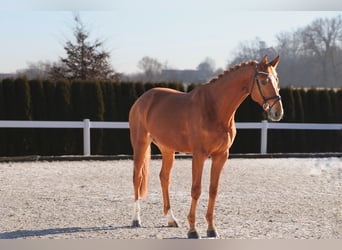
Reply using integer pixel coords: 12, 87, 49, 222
250, 64, 282, 111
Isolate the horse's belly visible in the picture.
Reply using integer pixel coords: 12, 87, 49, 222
150, 129, 192, 153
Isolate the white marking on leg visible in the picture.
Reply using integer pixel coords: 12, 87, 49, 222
166, 209, 175, 223
132, 200, 141, 224
166, 209, 178, 227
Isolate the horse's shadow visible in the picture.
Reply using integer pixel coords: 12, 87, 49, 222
0, 225, 131, 239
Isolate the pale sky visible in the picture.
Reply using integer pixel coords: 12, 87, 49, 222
1, 0, 342, 74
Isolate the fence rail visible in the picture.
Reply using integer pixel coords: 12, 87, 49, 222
0, 120, 341, 155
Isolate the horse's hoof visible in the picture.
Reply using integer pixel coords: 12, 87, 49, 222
168, 219, 179, 228
207, 229, 219, 238
187, 230, 201, 239
131, 220, 141, 227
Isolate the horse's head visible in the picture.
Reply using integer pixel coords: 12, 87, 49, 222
250, 55, 284, 121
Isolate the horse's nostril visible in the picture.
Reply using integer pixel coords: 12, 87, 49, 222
269, 109, 283, 121
274, 110, 284, 121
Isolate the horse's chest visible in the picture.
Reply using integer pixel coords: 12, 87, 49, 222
197, 128, 234, 154
220, 126, 237, 149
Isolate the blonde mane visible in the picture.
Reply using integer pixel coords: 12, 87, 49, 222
207, 60, 258, 84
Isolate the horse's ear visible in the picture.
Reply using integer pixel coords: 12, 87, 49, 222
269, 55, 280, 69
261, 55, 268, 65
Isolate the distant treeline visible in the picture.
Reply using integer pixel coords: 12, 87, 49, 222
0, 78, 341, 156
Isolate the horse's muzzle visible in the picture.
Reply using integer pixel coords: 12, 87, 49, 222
267, 101, 284, 121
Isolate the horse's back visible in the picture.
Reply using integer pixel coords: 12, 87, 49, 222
130, 87, 190, 118
131, 87, 175, 115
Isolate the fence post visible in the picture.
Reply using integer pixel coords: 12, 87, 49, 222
83, 119, 91, 156
260, 120, 268, 154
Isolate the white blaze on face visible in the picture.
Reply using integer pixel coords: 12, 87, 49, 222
268, 74, 278, 90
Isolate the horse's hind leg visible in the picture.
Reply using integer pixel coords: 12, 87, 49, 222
159, 150, 179, 227
131, 132, 151, 227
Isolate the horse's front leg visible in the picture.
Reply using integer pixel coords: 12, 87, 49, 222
205, 151, 228, 238
187, 153, 207, 239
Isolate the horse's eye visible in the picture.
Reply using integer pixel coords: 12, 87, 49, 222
261, 79, 267, 85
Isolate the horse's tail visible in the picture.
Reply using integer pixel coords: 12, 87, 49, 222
139, 144, 151, 198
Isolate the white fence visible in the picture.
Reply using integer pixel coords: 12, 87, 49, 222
0, 119, 341, 155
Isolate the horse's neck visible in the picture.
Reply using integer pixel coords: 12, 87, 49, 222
204, 66, 253, 125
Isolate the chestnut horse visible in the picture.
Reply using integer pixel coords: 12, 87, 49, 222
129, 55, 283, 238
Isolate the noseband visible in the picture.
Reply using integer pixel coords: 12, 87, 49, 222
250, 64, 281, 111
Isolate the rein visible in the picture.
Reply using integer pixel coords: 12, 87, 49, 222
250, 64, 281, 111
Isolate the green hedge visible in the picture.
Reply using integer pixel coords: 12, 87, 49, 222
0, 78, 341, 156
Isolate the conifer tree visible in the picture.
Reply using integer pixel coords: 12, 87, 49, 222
50, 15, 120, 81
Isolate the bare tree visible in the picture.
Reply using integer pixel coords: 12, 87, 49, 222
276, 31, 302, 59
275, 31, 311, 85
228, 37, 277, 66
137, 56, 163, 81
16, 61, 52, 79
301, 15, 342, 85
49, 14, 120, 81
228, 15, 342, 87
